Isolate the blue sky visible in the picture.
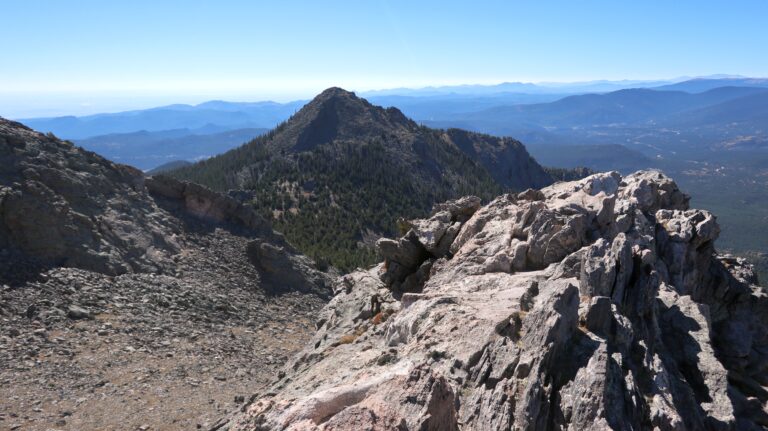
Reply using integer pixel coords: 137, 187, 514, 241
2, 0, 767, 117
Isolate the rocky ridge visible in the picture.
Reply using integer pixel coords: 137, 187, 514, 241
0, 117, 331, 294
226, 170, 768, 430
0, 117, 334, 430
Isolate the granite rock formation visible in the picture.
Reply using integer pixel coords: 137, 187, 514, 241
226, 170, 767, 431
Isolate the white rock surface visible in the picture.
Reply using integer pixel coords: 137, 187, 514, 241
225, 171, 768, 431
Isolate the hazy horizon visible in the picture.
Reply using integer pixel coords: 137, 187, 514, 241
3, 0, 768, 117
4, 74, 765, 119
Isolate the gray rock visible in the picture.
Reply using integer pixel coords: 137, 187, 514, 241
409, 210, 452, 253
246, 239, 334, 297
0, 120, 183, 278
584, 296, 613, 335
227, 170, 768, 431
432, 195, 482, 222
376, 233, 429, 287
146, 175, 271, 235
66, 305, 91, 320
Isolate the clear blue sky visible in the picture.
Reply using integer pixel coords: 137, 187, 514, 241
2, 0, 767, 117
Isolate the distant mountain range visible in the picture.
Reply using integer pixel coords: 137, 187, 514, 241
360, 78, 676, 97
360, 75, 761, 97
432, 86, 768, 134
75, 127, 267, 170
21, 76, 766, 141
21, 100, 304, 139
654, 77, 768, 93
15, 76, 768, 172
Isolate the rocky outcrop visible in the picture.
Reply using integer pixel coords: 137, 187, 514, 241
376, 196, 481, 291
0, 118, 332, 297
227, 171, 768, 431
146, 175, 271, 235
0, 119, 182, 278
0, 117, 337, 430
246, 238, 336, 297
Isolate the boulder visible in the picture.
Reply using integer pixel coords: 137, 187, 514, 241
246, 239, 334, 298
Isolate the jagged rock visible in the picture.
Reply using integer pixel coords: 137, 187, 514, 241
432, 195, 482, 222
376, 233, 429, 289
583, 296, 613, 336
517, 188, 545, 201
228, 170, 768, 431
0, 120, 180, 277
409, 210, 452, 254
580, 234, 633, 301
377, 196, 484, 291
619, 170, 689, 212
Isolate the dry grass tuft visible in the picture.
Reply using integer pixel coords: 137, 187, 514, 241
337, 334, 358, 345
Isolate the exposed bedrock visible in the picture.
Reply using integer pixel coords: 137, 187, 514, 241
226, 170, 767, 431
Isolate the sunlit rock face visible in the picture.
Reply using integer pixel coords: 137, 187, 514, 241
227, 170, 767, 431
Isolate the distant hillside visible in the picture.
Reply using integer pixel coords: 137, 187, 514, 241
451, 86, 768, 132
654, 77, 768, 93
21, 100, 304, 139
359, 78, 676, 97
170, 88, 553, 270
661, 90, 768, 129
416, 86, 768, 165
528, 143, 656, 174
74, 127, 268, 170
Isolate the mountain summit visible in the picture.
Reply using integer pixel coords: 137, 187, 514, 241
170, 88, 555, 269
266, 87, 414, 153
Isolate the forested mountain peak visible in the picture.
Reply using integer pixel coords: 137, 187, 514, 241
169, 88, 556, 270
263, 87, 416, 153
